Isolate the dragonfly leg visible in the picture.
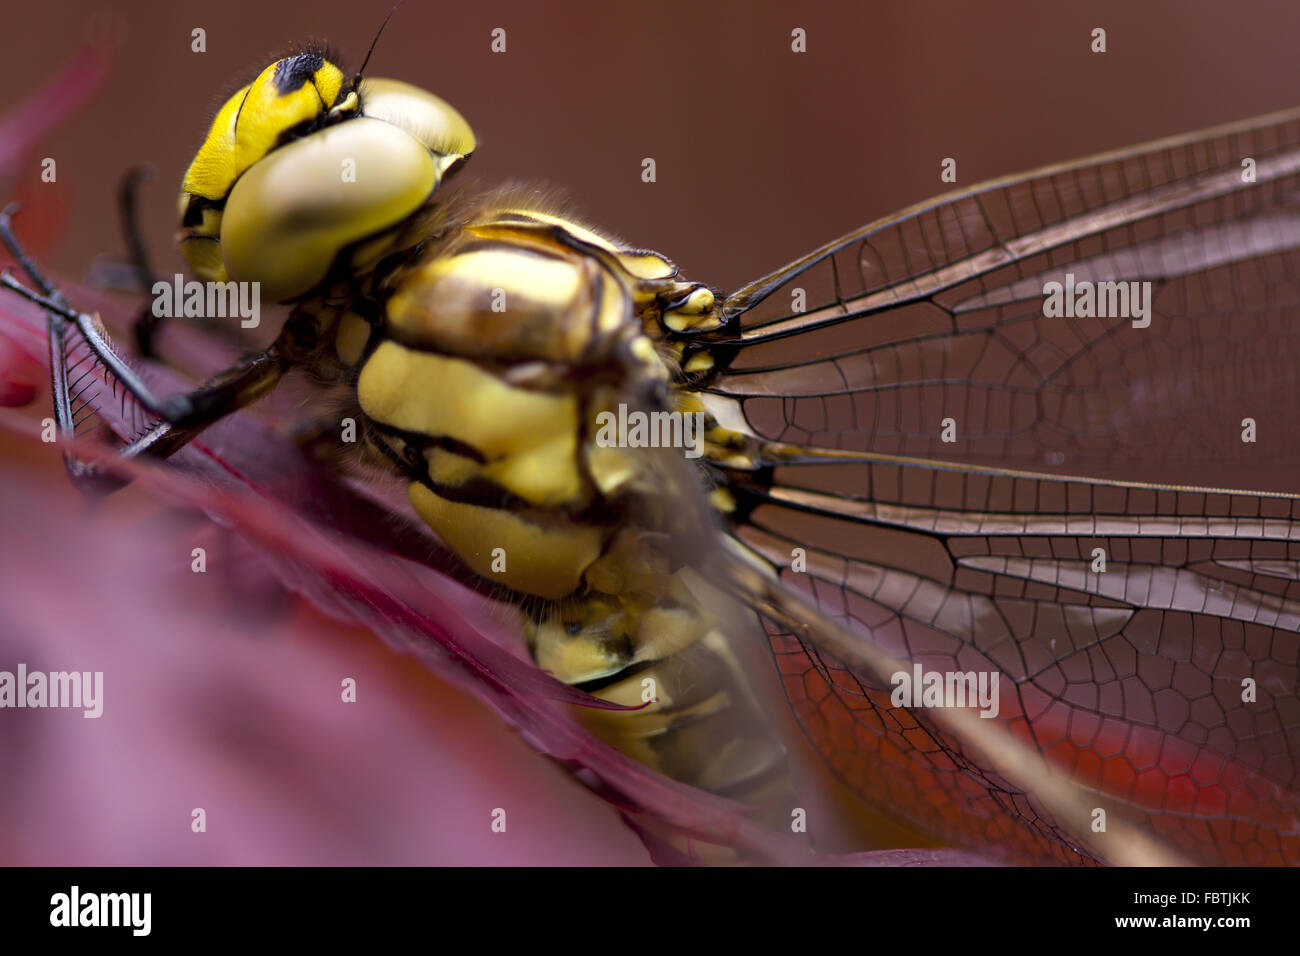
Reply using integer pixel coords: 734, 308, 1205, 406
1, 269, 252, 427
115, 165, 168, 359
104, 168, 248, 359
1, 204, 108, 491
0, 209, 289, 492
114, 346, 289, 464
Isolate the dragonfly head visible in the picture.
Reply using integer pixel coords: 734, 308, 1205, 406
176, 48, 476, 302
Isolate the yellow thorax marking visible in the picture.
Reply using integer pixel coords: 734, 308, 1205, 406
358, 342, 583, 507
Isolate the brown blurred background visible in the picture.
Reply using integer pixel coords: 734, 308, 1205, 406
5, 0, 1300, 294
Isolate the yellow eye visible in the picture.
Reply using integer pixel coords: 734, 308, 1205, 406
176, 53, 477, 302
220, 117, 438, 302
359, 78, 476, 175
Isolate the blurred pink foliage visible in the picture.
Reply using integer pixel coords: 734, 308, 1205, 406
0, 458, 653, 865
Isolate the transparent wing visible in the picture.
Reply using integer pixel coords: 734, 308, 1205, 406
689, 106, 1300, 864
722, 467, 1300, 865
702, 105, 1300, 491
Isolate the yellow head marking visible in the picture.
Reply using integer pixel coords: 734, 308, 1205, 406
182, 53, 349, 204
177, 51, 353, 284
176, 45, 476, 299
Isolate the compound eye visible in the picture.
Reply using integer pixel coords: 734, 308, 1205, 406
220, 117, 437, 301
360, 77, 476, 175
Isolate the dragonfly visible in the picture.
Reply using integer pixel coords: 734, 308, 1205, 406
1, 37, 1297, 867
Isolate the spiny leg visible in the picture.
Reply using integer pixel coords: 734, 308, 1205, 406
2, 271, 221, 426
0, 204, 102, 489
0, 211, 290, 490
4, 271, 290, 481
114, 344, 289, 463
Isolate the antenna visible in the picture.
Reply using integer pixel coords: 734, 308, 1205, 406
354, 0, 406, 86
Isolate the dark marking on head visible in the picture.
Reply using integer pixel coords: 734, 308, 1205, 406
181, 195, 223, 226
273, 53, 325, 95
229, 84, 255, 160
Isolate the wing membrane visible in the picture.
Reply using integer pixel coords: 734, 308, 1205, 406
694, 107, 1300, 863
702, 105, 1300, 491
723, 463, 1300, 864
